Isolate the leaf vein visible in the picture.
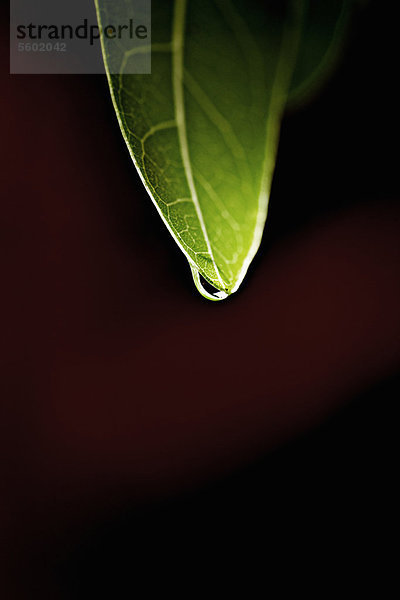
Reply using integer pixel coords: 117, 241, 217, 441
172, 0, 226, 290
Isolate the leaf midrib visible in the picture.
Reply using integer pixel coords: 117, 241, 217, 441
172, 0, 227, 290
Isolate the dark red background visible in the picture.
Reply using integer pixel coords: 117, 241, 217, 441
1, 2, 399, 596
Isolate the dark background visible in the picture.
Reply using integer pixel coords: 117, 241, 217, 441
1, 1, 399, 596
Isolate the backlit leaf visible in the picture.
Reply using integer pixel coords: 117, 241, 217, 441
95, 0, 349, 300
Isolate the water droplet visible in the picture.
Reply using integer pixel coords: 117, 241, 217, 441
190, 266, 229, 302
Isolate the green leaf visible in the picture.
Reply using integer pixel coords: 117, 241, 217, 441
95, 0, 305, 300
95, 1, 354, 300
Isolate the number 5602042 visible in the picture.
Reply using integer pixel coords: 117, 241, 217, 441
18, 42, 67, 52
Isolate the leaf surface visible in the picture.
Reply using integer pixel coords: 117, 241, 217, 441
95, 0, 348, 299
